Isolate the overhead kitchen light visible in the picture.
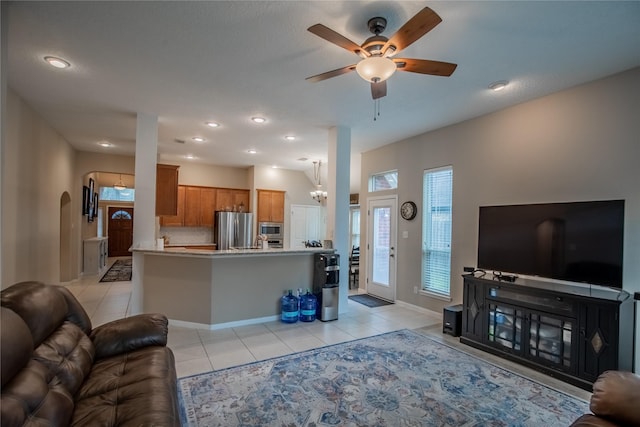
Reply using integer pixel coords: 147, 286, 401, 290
44, 56, 71, 69
192, 136, 205, 142
114, 174, 127, 191
489, 80, 509, 91
251, 117, 266, 124
284, 135, 296, 141
247, 149, 257, 154
355, 56, 397, 83
205, 121, 220, 128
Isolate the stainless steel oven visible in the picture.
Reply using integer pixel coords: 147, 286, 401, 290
258, 222, 283, 239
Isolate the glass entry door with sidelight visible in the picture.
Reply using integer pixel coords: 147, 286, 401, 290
366, 197, 397, 301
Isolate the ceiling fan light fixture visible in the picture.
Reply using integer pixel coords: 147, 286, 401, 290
355, 56, 396, 83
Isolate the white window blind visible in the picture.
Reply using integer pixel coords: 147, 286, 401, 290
422, 166, 453, 296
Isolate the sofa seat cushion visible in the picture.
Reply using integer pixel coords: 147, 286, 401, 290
71, 346, 179, 427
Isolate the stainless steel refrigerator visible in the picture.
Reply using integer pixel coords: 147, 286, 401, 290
214, 212, 254, 250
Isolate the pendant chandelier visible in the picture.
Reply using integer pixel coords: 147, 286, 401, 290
310, 161, 327, 203
114, 174, 126, 191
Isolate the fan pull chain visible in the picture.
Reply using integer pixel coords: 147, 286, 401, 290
373, 99, 381, 121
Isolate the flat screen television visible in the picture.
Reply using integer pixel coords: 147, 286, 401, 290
477, 200, 624, 288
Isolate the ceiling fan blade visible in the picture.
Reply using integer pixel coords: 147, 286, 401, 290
382, 7, 442, 56
371, 80, 387, 100
393, 58, 457, 76
306, 65, 356, 83
308, 24, 367, 57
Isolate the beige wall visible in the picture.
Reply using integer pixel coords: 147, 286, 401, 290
361, 67, 640, 313
3, 89, 78, 287
251, 165, 326, 242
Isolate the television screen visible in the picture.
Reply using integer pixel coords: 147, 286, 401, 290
477, 200, 624, 288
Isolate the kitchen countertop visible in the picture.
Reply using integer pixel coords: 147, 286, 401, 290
131, 245, 333, 258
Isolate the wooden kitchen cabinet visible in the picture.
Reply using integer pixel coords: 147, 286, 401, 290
156, 164, 179, 215
173, 186, 218, 227
215, 189, 250, 213
257, 189, 285, 223
183, 186, 202, 226
159, 185, 185, 226
162, 186, 248, 227
199, 188, 216, 226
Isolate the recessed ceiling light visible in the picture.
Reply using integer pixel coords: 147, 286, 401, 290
206, 121, 220, 128
185, 154, 196, 160
192, 137, 205, 142
284, 135, 296, 141
251, 117, 266, 124
44, 56, 70, 69
488, 80, 509, 91
247, 149, 257, 154
98, 141, 112, 148
271, 165, 278, 169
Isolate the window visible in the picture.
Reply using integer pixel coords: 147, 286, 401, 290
110, 210, 132, 220
421, 166, 453, 297
369, 170, 398, 192
99, 187, 135, 202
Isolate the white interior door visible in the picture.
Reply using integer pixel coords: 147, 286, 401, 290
366, 197, 397, 301
290, 205, 321, 249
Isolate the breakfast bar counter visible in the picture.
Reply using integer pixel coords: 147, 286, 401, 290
131, 246, 332, 328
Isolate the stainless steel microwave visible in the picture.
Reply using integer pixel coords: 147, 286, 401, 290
259, 222, 283, 238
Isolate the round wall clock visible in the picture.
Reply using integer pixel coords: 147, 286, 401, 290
400, 201, 417, 220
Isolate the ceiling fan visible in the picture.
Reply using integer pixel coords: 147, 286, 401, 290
306, 7, 457, 100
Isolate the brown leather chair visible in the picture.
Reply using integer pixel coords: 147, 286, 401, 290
1, 281, 180, 426
570, 370, 640, 427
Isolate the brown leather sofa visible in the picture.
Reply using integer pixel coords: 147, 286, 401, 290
570, 370, 640, 427
1, 281, 180, 426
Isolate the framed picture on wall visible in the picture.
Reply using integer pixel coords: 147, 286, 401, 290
92, 193, 99, 221
82, 186, 90, 215
89, 178, 94, 195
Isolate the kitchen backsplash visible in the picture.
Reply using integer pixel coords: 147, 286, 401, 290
160, 227, 213, 245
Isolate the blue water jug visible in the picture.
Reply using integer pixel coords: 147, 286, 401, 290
299, 290, 317, 322
281, 290, 299, 323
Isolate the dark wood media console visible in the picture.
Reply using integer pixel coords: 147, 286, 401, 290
461, 274, 634, 391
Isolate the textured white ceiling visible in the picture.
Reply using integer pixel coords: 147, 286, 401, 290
7, 1, 640, 191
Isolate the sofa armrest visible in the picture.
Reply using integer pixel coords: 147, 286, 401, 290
590, 370, 640, 426
90, 313, 168, 360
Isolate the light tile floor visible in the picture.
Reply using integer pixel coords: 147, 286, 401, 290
65, 257, 591, 403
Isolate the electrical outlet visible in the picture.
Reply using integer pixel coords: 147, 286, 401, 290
413, 286, 418, 294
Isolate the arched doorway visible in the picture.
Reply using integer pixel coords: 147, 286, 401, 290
59, 192, 73, 282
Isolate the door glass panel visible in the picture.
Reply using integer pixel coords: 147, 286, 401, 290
372, 206, 390, 286
488, 304, 522, 351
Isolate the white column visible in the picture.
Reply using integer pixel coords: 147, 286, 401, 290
130, 113, 158, 314
326, 126, 351, 314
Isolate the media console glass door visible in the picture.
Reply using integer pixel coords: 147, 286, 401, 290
486, 286, 577, 374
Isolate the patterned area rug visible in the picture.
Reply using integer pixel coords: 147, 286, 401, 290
348, 294, 393, 307
99, 259, 132, 282
178, 330, 588, 426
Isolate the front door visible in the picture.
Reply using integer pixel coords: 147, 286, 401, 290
366, 197, 397, 301
108, 207, 134, 257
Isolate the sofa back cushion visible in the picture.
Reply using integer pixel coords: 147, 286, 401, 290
1, 282, 96, 395
1, 282, 91, 344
